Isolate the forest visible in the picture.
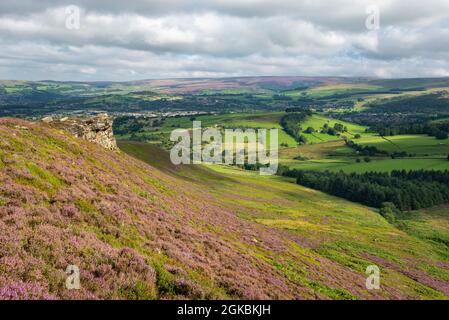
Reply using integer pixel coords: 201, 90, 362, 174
371, 119, 449, 140
282, 169, 449, 212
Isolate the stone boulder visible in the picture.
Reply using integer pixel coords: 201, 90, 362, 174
43, 114, 117, 150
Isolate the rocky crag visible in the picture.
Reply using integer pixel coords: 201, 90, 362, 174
42, 114, 117, 150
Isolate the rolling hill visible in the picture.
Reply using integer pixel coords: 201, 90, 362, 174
119, 141, 449, 299
1, 119, 448, 299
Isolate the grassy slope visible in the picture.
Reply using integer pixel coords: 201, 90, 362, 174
2, 116, 447, 299
7, 118, 438, 300
119, 141, 449, 299
1, 119, 320, 300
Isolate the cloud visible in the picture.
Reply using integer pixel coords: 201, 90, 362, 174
0, 0, 448, 80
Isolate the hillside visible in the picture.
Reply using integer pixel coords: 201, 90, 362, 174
1, 119, 448, 299
120, 141, 449, 299
0, 118, 311, 299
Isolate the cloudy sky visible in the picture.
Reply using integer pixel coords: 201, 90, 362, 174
0, 0, 448, 81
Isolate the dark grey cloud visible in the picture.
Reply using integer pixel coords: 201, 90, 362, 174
0, 0, 448, 80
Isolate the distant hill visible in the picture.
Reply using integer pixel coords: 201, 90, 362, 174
2, 76, 449, 117
0, 76, 368, 96
126, 76, 367, 94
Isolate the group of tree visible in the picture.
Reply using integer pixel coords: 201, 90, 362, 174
280, 169, 449, 211
113, 116, 165, 136
320, 122, 347, 136
281, 110, 350, 144
345, 139, 388, 156
280, 111, 311, 144
372, 119, 449, 140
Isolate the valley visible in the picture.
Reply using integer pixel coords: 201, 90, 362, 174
1, 76, 449, 300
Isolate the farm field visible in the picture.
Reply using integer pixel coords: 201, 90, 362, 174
279, 122, 449, 173
299, 114, 370, 143
116, 111, 449, 174
356, 134, 449, 156
283, 157, 449, 173
115, 112, 298, 148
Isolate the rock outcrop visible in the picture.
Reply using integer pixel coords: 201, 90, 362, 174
42, 114, 117, 150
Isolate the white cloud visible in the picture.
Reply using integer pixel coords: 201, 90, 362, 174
0, 0, 448, 80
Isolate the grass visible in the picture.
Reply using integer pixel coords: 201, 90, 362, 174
357, 134, 449, 156
116, 112, 298, 148
284, 157, 449, 173
396, 206, 449, 257
298, 114, 370, 143
278, 121, 449, 173
118, 111, 449, 174
119, 141, 449, 299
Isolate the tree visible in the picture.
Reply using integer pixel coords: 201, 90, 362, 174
280, 112, 310, 143
304, 127, 315, 134
299, 135, 308, 144
334, 123, 344, 132
379, 202, 400, 223
435, 131, 448, 140
354, 134, 361, 139
288, 169, 449, 211
327, 128, 337, 136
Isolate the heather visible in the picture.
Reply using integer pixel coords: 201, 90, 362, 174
1, 119, 448, 300
120, 141, 449, 299
0, 118, 337, 299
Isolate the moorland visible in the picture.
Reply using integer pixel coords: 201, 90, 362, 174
1, 76, 449, 299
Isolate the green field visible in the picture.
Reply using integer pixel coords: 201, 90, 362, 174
283, 157, 449, 173
116, 112, 298, 148
298, 114, 369, 143
117, 111, 449, 174
279, 123, 449, 173
357, 134, 449, 156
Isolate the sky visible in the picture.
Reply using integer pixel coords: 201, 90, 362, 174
0, 0, 449, 81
